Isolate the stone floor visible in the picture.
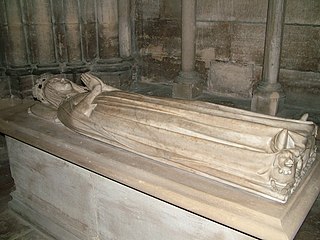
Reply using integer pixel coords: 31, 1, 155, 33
0, 83, 320, 240
0, 210, 53, 240
0, 192, 53, 240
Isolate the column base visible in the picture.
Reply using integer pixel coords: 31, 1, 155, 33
251, 82, 285, 116
172, 71, 204, 99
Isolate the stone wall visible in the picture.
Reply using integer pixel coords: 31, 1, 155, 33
0, 0, 133, 98
136, 0, 320, 103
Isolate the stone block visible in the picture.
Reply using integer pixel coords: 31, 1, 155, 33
140, 0, 160, 19
94, 175, 251, 240
197, 0, 234, 22
172, 81, 202, 99
279, 69, 320, 110
141, 56, 180, 83
172, 71, 204, 99
232, 0, 268, 22
8, 140, 97, 239
0, 76, 10, 98
281, 25, 320, 72
231, 23, 266, 64
137, 18, 181, 83
197, 0, 319, 25
286, 0, 320, 25
251, 86, 285, 116
196, 47, 215, 68
7, 137, 253, 240
196, 22, 231, 61
160, 0, 181, 19
19, 75, 36, 98
91, 60, 133, 90
197, 0, 268, 22
208, 61, 255, 98
138, 19, 181, 54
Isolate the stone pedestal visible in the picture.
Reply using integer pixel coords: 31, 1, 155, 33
251, 82, 285, 116
6, 137, 253, 240
172, 71, 203, 99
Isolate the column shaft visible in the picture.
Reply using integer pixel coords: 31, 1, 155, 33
262, 0, 286, 85
251, 0, 286, 115
118, 0, 131, 58
181, 0, 196, 72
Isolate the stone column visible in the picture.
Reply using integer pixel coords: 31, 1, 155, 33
118, 0, 132, 58
251, 0, 286, 115
172, 0, 203, 99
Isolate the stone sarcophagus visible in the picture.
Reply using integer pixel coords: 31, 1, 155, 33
31, 73, 318, 203
0, 73, 319, 240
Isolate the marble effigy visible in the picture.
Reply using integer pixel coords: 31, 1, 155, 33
31, 73, 318, 203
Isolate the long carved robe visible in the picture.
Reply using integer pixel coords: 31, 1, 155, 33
56, 89, 318, 202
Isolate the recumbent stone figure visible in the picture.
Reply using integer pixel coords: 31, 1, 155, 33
31, 73, 318, 203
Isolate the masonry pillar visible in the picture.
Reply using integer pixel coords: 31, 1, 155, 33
118, 0, 132, 58
172, 0, 203, 99
251, 0, 286, 115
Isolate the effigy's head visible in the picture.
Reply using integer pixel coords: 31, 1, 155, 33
33, 74, 87, 108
